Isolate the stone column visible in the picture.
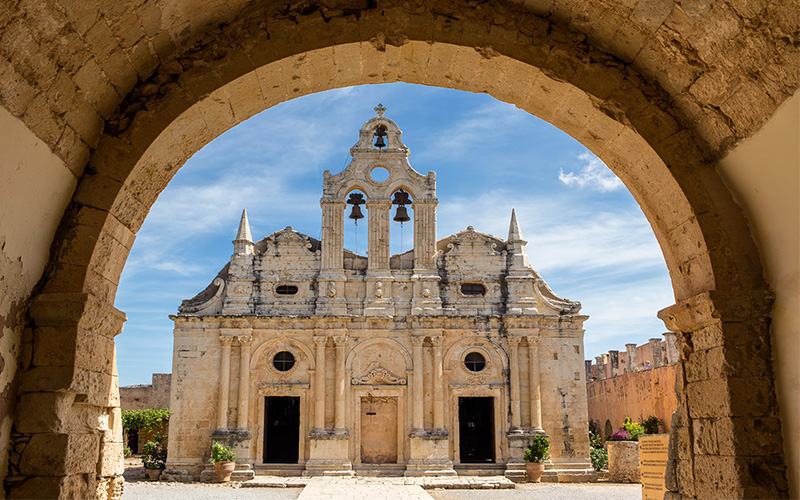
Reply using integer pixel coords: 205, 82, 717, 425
411, 335, 425, 433
431, 335, 445, 432
366, 199, 392, 270
658, 290, 787, 500
625, 343, 638, 372
649, 338, 664, 367
508, 336, 523, 431
528, 338, 543, 432
585, 359, 593, 381
413, 198, 438, 269
333, 335, 348, 433
663, 332, 678, 365
313, 335, 328, 432
320, 199, 345, 270
217, 336, 234, 429
609, 350, 620, 377
237, 335, 252, 429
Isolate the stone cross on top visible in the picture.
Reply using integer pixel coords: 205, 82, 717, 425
374, 103, 387, 117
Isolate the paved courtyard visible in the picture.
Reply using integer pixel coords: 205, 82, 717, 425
122, 477, 642, 500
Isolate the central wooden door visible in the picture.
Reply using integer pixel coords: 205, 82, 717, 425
360, 396, 398, 464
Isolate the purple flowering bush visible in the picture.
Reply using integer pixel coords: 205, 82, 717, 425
610, 430, 632, 441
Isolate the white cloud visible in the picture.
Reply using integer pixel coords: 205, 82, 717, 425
558, 152, 623, 192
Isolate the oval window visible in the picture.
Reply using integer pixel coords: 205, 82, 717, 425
461, 283, 486, 296
370, 166, 390, 182
275, 285, 298, 295
464, 352, 486, 372
273, 351, 296, 372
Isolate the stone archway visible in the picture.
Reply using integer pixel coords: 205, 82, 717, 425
5, 2, 792, 499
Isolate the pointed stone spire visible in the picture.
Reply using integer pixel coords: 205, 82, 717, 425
233, 209, 254, 255
506, 209, 529, 268
236, 209, 252, 241
507, 209, 525, 243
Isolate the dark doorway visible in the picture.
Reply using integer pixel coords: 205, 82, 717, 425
127, 429, 139, 454
264, 396, 300, 463
458, 397, 495, 463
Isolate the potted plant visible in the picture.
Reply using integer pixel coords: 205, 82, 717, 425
141, 439, 167, 481
211, 442, 237, 482
523, 434, 550, 483
607, 417, 644, 483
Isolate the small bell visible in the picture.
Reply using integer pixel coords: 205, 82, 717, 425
349, 204, 364, 220
374, 126, 387, 149
393, 206, 410, 223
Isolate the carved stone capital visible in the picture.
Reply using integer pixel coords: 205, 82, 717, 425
527, 336, 540, 346
430, 335, 444, 345
333, 335, 348, 345
313, 335, 329, 344
237, 335, 252, 346
219, 336, 235, 346
657, 289, 773, 332
410, 336, 426, 345
507, 336, 523, 345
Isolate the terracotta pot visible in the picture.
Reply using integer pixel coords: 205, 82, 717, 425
214, 461, 236, 482
146, 468, 162, 481
525, 462, 545, 483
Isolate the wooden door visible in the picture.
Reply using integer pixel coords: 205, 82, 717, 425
360, 396, 398, 464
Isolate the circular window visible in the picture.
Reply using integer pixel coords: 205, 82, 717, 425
464, 352, 486, 372
370, 167, 390, 182
273, 351, 295, 372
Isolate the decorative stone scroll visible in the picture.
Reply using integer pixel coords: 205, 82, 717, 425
352, 367, 407, 385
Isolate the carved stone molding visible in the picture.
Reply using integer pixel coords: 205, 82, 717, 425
351, 367, 407, 385
219, 335, 235, 346
657, 289, 773, 332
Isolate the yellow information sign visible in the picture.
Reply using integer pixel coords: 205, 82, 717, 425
639, 433, 670, 500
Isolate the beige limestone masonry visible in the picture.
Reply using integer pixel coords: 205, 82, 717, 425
166, 113, 594, 482
0, 1, 797, 498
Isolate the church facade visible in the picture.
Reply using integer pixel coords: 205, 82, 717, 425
165, 107, 596, 482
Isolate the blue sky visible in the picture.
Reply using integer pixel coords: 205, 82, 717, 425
114, 83, 674, 387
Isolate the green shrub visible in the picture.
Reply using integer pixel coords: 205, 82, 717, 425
141, 439, 166, 470
590, 448, 608, 471
641, 415, 662, 434
589, 431, 604, 450
523, 434, 550, 463
211, 442, 236, 463
123, 446, 132, 457
623, 417, 645, 441
122, 409, 170, 431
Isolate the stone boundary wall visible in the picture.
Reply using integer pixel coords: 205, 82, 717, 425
587, 364, 678, 437
120, 373, 171, 411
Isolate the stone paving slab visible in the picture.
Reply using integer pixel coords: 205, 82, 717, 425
297, 478, 432, 500
242, 476, 515, 490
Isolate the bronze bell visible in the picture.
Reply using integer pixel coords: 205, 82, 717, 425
393, 206, 410, 223
374, 126, 387, 149
349, 205, 364, 220
392, 190, 411, 205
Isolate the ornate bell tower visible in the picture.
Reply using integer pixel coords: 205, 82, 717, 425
316, 105, 441, 316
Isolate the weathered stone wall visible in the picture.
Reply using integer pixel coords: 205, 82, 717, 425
119, 373, 171, 411
587, 364, 678, 437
